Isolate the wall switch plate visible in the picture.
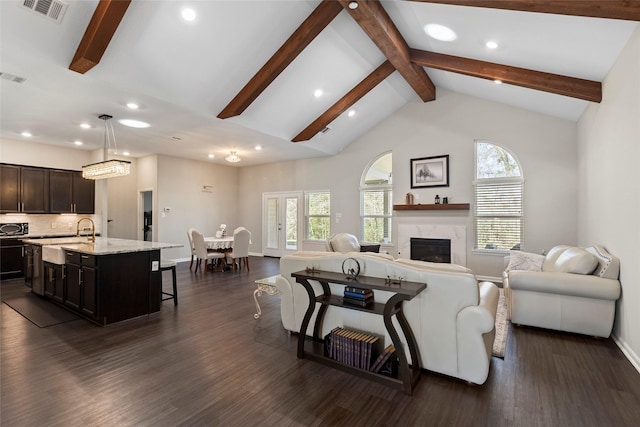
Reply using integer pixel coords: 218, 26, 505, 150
152, 261, 159, 271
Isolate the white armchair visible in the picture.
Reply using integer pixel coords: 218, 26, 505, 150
503, 245, 621, 338
325, 232, 380, 253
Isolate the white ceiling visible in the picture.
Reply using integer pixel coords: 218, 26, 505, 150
1, 1, 637, 167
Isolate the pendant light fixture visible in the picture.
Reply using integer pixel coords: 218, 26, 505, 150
82, 114, 131, 180
225, 151, 241, 163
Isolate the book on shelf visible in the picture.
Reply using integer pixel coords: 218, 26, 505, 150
342, 296, 374, 307
344, 286, 372, 295
324, 328, 383, 370
344, 290, 373, 300
370, 344, 396, 373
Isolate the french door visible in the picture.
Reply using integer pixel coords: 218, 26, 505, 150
262, 192, 302, 257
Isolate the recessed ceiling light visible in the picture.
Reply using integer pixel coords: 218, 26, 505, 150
255, 145, 262, 151
348, 1, 358, 9
314, 89, 323, 98
424, 24, 457, 42
126, 102, 139, 109
182, 8, 196, 22
119, 119, 150, 128
21, 131, 32, 137
494, 79, 503, 85
208, 154, 214, 159
74, 140, 83, 146
347, 110, 356, 118
486, 41, 499, 49
80, 123, 91, 129
122, 151, 130, 156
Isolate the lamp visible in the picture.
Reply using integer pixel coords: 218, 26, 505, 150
82, 114, 131, 180
225, 151, 241, 163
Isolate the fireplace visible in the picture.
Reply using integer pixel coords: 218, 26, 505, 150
410, 238, 451, 263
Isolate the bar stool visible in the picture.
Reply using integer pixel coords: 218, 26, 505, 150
161, 259, 178, 306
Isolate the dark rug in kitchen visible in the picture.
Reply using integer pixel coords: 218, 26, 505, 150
3, 293, 80, 328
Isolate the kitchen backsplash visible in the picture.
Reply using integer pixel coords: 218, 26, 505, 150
0, 214, 102, 237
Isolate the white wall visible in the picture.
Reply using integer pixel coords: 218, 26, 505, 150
239, 89, 578, 277
156, 155, 239, 260
577, 26, 640, 369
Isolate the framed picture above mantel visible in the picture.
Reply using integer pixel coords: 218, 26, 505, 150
410, 155, 449, 189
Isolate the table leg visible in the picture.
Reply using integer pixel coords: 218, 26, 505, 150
253, 287, 262, 319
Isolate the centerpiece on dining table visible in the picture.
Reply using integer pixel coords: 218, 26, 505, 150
215, 224, 227, 238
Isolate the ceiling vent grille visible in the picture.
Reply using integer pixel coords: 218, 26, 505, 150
320, 126, 332, 134
0, 72, 27, 84
21, 0, 68, 23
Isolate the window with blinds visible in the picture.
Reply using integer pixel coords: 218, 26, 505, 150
305, 191, 331, 240
474, 141, 524, 251
360, 152, 392, 243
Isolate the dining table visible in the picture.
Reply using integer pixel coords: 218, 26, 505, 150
204, 236, 234, 251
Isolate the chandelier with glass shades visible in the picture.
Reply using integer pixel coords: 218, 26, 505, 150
225, 151, 241, 163
82, 114, 131, 180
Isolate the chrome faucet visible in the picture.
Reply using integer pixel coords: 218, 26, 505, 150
76, 218, 95, 242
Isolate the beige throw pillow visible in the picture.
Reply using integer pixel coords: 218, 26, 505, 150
505, 251, 545, 272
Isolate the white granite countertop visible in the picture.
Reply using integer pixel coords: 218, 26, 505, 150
21, 237, 182, 255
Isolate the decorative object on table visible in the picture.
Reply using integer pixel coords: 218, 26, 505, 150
341, 257, 361, 280
216, 223, 227, 238
305, 266, 320, 274
434, 194, 440, 204
442, 197, 448, 204
405, 192, 414, 204
385, 276, 403, 285
343, 285, 374, 307
410, 154, 449, 188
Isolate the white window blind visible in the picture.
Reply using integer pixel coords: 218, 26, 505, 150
475, 181, 523, 250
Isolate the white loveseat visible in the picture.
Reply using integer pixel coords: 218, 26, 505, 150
503, 245, 621, 338
274, 251, 499, 385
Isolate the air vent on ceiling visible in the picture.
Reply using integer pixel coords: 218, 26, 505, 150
321, 126, 332, 134
0, 72, 27, 84
21, 0, 68, 24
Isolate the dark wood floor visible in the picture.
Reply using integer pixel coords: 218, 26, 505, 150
2, 256, 640, 426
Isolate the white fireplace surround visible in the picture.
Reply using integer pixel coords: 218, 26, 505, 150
398, 223, 467, 266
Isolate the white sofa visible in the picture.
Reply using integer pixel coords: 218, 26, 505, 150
275, 251, 499, 385
503, 245, 621, 338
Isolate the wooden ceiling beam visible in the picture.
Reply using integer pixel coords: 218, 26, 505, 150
410, 49, 602, 102
293, 60, 396, 142
69, 0, 131, 74
217, 0, 343, 119
338, 0, 436, 102
407, 1, 640, 22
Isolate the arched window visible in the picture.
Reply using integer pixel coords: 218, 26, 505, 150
474, 141, 524, 251
360, 152, 392, 243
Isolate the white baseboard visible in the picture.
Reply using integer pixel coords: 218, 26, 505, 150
612, 334, 640, 375
249, 251, 263, 257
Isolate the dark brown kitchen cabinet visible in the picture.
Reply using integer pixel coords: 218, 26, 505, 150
43, 262, 64, 303
64, 251, 97, 318
0, 164, 48, 213
49, 170, 94, 214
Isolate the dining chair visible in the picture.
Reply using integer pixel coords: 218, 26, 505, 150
187, 228, 197, 270
191, 229, 225, 273
226, 227, 251, 272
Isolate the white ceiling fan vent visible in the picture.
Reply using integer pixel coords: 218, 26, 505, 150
0, 72, 27, 84
21, 0, 68, 24
320, 126, 332, 134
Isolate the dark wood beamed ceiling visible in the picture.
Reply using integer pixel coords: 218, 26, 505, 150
407, 0, 640, 22
217, 0, 343, 119
338, 0, 436, 102
293, 60, 396, 142
69, 0, 131, 74
410, 49, 602, 102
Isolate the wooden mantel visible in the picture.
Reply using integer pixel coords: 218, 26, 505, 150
393, 203, 470, 211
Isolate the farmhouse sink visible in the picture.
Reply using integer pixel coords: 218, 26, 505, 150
42, 245, 66, 265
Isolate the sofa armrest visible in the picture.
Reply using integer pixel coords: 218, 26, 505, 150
508, 271, 620, 300
456, 281, 499, 384
274, 275, 296, 332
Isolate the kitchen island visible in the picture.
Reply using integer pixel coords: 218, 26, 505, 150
22, 237, 181, 325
